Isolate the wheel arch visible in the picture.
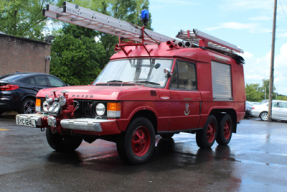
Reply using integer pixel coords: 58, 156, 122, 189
18, 95, 36, 112
209, 109, 237, 133
129, 110, 158, 133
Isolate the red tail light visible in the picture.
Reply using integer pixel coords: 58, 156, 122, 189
252, 107, 255, 110
0, 84, 19, 91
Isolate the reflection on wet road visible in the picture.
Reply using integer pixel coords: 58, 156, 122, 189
0, 116, 286, 192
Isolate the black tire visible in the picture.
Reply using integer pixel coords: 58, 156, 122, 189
116, 117, 155, 164
216, 114, 233, 145
260, 111, 268, 121
20, 98, 35, 114
46, 128, 82, 152
196, 115, 218, 148
160, 133, 174, 139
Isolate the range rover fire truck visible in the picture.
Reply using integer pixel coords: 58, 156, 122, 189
16, 2, 245, 164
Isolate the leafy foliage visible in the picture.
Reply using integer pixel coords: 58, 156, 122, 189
50, 0, 152, 85
245, 79, 286, 101
50, 25, 105, 85
0, 0, 53, 40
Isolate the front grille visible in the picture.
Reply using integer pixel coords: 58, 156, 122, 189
74, 100, 107, 118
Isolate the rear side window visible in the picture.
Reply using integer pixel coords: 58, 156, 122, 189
211, 61, 232, 101
47, 76, 65, 87
170, 60, 197, 90
22, 77, 36, 85
22, 77, 30, 84
34, 76, 49, 86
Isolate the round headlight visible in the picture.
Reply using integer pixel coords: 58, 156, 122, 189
96, 103, 105, 116
43, 101, 49, 112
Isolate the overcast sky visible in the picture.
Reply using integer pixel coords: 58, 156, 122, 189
150, 0, 287, 95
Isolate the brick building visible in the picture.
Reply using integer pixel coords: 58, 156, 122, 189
0, 33, 51, 76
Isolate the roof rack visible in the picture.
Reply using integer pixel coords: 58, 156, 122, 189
176, 29, 244, 54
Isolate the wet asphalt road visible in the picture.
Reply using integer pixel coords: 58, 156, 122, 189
0, 116, 286, 192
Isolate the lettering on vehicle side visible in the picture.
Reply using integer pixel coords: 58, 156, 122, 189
215, 56, 228, 63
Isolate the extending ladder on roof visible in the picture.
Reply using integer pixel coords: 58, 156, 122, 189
43, 2, 243, 55
176, 29, 244, 53
43, 2, 178, 45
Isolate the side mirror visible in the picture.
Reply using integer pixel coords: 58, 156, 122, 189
154, 63, 161, 69
164, 68, 173, 77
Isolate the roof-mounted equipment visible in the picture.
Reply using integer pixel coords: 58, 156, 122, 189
176, 29, 244, 54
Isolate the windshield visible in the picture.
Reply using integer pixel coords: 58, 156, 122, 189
94, 59, 173, 88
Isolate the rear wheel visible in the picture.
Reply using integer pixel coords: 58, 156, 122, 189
216, 114, 233, 145
117, 117, 155, 164
20, 98, 35, 114
196, 115, 217, 148
260, 111, 268, 121
46, 128, 82, 152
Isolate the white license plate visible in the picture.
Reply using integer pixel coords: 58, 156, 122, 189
16, 117, 36, 127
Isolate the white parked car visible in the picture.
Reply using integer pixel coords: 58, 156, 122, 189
251, 100, 287, 121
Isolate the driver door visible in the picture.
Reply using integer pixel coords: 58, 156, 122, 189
169, 60, 201, 131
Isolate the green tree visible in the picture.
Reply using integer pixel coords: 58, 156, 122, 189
0, 0, 54, 40
97, 0, 152, 67
50, 0, 152, 85
245, 83, 262, 101
260, 79, 277, 100
50, 24, 105, 85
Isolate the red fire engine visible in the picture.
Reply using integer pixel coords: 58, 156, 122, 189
16, 2, 245, 164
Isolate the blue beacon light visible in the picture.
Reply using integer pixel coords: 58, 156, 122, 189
141, 10, 149, 26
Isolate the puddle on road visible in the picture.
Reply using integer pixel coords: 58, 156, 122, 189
234, 158, 287, 168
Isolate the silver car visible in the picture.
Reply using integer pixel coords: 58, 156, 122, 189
251, 100, 287, 121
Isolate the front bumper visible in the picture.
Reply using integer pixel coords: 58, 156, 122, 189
60, 118, 114, 132
15, 114, 121, 135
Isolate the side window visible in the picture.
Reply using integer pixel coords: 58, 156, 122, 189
277, 102, 287, 108
34, 76, 49, 87
30, 77, 36, 85
22, 77, 30, 84
170, 60, 197, 90
47, 76, 65, 87
22, 77, 36, 85
282, 103, 287, 108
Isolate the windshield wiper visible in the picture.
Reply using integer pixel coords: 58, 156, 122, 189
133, 80, 160, 85
107, 80, 124, 83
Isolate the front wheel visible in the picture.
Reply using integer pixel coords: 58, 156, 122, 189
216, 114, 233, 145
196, 115, 218, 148
260, 111, 268, 121
46, 128, 83, 152
117, 117, 155, 164
20, 98, 35, 114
